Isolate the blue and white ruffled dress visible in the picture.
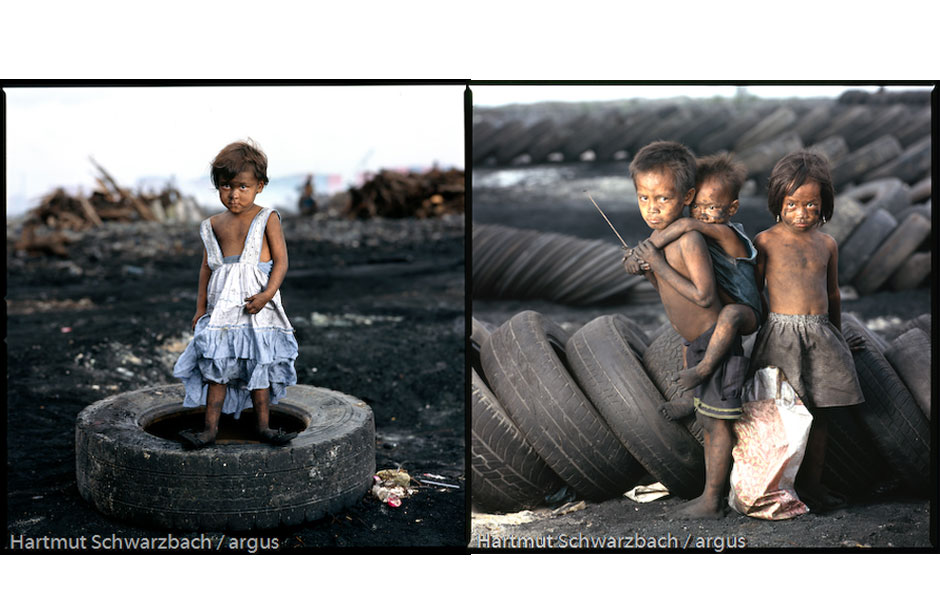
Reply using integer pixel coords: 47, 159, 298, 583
173, 207, 298, 418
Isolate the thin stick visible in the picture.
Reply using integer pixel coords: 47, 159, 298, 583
584, 190, 629, 249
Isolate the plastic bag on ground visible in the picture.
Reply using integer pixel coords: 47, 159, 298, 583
729, 366, 811, 520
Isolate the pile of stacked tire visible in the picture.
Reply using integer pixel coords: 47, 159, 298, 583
471, 311, 931, 514
473, 89, 931, 294
472, 224, 657, 305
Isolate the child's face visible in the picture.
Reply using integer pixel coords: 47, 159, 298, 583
779, 180, 822, 233
690, 177, 738, 224
218, 169, 265, 213
635, 169, 694, 230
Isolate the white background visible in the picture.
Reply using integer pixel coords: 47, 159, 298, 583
2, 1, 936, 608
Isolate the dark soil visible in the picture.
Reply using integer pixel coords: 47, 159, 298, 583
471, 162, 935, 550
5, 213, 466, 551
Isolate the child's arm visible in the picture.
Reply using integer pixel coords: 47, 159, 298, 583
192, 249, 211, 330
649, 217, 748, 258
244, 212, 289, 315
825, 234, 841, 331
635, 233, 716, 308
753, 232, 769, 323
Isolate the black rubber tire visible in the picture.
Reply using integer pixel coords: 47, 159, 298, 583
883, 328, 931, 420
830, 135, 902, 187
895, 201, 931, 225
888, 252, 931, 292
822, 406, 893, 499
793, 103, 836, 144
526, 125, 573, 164
476, 120, 528, 164
837, 208, 897, 284
472, 120, 502, 163
843, 103, 910, 149
737, 132, 804, 177
641, 325, 704, 444
75, 384, 376, 531
864, 136, 931, 184
854, 213, 931, 295
471, 317, 496, 388
897, 313, 931, 338
480, 311, 645, 500
472, 225, 645, 305
841, 178, 912, 218
566, 315, 704, 498
471, 369, 565, 513
493, 118, 555, 165
894, 107, 931, 147
735, 106, 798, 151
817, 105, 874, 142
909, 176, 931, 204
699, 107, 765, 153
808, 135, 849, 166
821, 195, 866, 245
841, 319, 930, 494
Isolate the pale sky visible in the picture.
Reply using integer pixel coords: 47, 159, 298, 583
5, 86, 466, 216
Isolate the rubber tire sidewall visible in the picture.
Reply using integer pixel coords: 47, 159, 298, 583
76, 383, 375, 532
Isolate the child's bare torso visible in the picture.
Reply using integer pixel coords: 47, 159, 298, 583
651, 230, 722, 342
757, 224, 832, 315
209, 205, 272, 262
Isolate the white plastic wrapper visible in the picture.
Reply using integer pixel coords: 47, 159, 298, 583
729, 366, 812, 520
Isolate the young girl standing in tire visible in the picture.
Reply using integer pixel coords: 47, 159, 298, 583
174, 140, 299, 449
748, 150, 864, 511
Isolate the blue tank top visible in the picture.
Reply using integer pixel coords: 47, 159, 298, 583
705, 222, 762, 319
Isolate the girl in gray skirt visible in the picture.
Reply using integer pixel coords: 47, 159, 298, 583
750, 150, 864, 511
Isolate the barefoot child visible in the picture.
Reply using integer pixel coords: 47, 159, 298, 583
748, 150, 864, 510
622, 141, 738, 518
635, 153, 762, 418
173, 140, 299, 449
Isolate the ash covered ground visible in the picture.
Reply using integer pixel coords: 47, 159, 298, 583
471, 162, 935, 550
6, 213, 467, 550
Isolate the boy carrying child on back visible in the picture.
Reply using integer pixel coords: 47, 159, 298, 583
622, 141, 753, 518
630, 153, 762, 420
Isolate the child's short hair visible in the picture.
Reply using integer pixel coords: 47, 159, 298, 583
211, 140, 269, 189
629, 141, 696, 196
696, 153, 748, 202
767, 151, 835, 220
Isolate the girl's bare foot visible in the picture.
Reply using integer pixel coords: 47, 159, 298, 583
180, 429, 217, 450
672, 495, 726, 519
258, 427, 297, 446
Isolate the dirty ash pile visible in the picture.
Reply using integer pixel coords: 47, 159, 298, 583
6, 212, 466, 548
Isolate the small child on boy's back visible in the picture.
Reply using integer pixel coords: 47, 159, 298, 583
749, 150, 864, 511
637, 153, 762, 415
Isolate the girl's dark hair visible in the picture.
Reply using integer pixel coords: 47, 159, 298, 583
629, 141, 696, 196
210, 140, 269, 189
696, 153, 748, 201
767, 151, 834, 220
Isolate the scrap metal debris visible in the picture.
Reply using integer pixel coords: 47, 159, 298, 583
345, 167, 464, 219
13, 159, 204, 257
